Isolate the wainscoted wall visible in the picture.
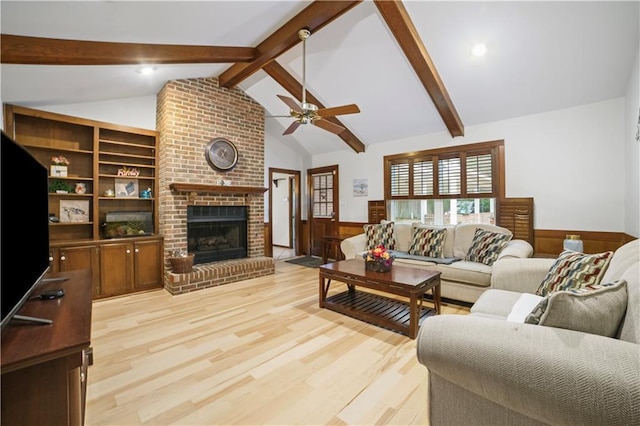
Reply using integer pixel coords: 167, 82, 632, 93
158, 77, 274, 294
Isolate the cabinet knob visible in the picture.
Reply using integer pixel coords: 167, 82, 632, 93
49, 256, 54, 262
135, 248, 139, 253
126, 249, 131, 254
60, 256, 66, 261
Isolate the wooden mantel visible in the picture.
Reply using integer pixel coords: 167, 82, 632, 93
169, 183, 268, 195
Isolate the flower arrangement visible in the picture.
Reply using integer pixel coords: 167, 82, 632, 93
51, 155, 70, 166
363, 245, 394, 272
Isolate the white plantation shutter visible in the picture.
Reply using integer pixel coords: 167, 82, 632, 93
390, 162, 409, 196
467, 153, 493, 194
413, 159, 434, 196
438, 157, 461, 195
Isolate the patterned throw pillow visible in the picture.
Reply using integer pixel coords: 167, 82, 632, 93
525, 280, 627, 337
536, 250, 613, 296
363, 221, 396, 251
408, 227, 447, 258
464, 228, 512, 266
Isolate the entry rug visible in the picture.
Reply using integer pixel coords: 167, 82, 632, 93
284, 256, 325, 268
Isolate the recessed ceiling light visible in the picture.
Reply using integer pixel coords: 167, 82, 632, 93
471, 43, 487, 57
136, 66, 157, 75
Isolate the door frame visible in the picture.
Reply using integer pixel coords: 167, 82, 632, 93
268, 167, 301, 257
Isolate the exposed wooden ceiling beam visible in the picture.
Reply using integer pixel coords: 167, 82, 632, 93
263, 61, 365, 154
0, 34, 256, 65
374, 0, 464, 138
218, 1, 362, 89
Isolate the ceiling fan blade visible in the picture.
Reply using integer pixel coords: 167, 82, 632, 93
283, 121, 301, 135
313, 118, 345, 135
316, 104, 360, 117
277, 95, 303, 114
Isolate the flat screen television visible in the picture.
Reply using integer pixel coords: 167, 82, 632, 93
1, 130, 51, 330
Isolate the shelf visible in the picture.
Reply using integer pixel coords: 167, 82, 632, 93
169, 183, 268, 195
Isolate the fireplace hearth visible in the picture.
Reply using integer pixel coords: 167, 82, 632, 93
187, 206, 248, 265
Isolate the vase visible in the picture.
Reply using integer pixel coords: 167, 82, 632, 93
365, 260, 392, 273
563, 234, 584, 252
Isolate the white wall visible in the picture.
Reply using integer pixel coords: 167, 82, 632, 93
24, 96, 158, 130
27, 93, 630, 234
314, 98, 627, 232
624, 47, 640, 238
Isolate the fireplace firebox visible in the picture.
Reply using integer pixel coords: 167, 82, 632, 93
187, 206, 248, 265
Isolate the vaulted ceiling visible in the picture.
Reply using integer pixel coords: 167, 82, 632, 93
1, 1, 638, 156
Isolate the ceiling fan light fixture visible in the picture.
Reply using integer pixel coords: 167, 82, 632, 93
471, 43, 487, 57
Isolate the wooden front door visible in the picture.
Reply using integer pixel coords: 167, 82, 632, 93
308, 165, 339, 257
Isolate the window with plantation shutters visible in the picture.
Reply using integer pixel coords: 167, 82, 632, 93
467, 152, 493, 194
390, 162, 409, 196
413, 159, 433, 196
438, 157, 461, 195
384, 140, 504, 200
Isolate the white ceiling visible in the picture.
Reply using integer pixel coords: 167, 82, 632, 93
1, 1, 638, 156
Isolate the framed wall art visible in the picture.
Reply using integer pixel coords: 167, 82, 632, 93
115, 178, 139, 198
59, 200, 90, 223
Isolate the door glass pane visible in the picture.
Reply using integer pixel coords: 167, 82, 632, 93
313, 172, 333, 218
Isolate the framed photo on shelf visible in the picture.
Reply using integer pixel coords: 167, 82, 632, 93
59, 200, 90, 223
115, 178, 139, 198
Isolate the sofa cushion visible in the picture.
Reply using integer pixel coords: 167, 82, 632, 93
464, 228, 512, 266
435, 261, 493, 287
408, 227, 447, 258
453, 223, 511, 259
536, 250, 613, 296
525, 279, 627, 338
364, 221, 396, 250
388, 221, 413, 252
413, 223, 455, 258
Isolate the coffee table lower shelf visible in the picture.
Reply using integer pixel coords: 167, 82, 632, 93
324, 290, 435, 337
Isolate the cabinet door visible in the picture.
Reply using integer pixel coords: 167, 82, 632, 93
58, 245, 97, 272
99, 242, 134, 297
134, 239, 163, 290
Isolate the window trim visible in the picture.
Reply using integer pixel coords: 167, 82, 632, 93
383, 140, 505, 200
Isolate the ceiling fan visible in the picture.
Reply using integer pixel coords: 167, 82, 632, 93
275, 28, 360, 136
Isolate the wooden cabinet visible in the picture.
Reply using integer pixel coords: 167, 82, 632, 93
1, 269, 92, 426
99, 236, 163, 298
4, 104, 163, 299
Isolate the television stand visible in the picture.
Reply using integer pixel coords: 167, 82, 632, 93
1, 269, 92, 425
12, 314, 53, 325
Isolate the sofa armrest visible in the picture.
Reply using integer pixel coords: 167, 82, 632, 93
340, 233, 366, 259
417, 315, 640, 426
497, 239, 533, 260
491, 258, 556, 294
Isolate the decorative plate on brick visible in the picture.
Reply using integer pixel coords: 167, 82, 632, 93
205, 138, 238, 171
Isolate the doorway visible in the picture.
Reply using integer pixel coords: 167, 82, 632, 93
268, 168, 301, 260
307, 165, 339, 257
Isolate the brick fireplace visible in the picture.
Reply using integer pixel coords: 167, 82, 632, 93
157, 77, 275, 295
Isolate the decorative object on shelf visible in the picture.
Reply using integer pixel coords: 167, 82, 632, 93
115, 178, 139, 198
103, 188, 115, 197
117, 166, 140, 177
59, 200, 89, 223
140, 188, 152, 199
216, 179, 232, 186
48, 213, 60, 223
49, 179, 72, 194
74, 182, 87, 194
50, 155, 70, 177
563, 234, 584, 252
205, 137, 238, 171
169, 249, 195, 274
363, 245, 394, 272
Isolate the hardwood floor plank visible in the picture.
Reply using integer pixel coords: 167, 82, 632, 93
86, 260, 469, 425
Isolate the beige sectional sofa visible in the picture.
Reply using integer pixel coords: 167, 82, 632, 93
340, 222, 534, 304
416, 238, 640, 426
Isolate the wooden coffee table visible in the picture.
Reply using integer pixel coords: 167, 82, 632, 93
319, 259, 441, 339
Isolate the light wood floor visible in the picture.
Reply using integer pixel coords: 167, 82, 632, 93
86, 260, 469, 425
